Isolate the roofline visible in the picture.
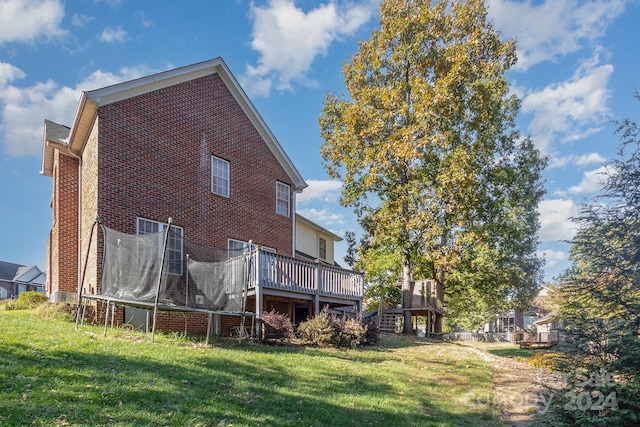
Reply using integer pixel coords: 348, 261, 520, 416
41, 58, 307, 190
41, 57, 307, 192
295, 213, 343, 241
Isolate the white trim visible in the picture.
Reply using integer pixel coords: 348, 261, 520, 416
276, 181, 290, 217
227, 238, 275, 253
136, 217, 184, 275
211, 155, 230, 197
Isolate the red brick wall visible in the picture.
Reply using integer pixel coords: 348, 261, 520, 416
79, 123, 100, 295
87, 72, 295, 333
49, 150, 79, 295
96, 73, 294, 252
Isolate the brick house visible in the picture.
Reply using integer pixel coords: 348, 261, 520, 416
41, 58, 362, 335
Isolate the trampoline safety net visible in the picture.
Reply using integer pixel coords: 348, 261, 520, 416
100, 225, 250, 312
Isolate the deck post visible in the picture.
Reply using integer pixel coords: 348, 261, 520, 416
314, 260, 321, 315
255, 248, 263, 339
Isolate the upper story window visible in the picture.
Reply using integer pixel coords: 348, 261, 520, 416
211, 156, 230, 197
137, 217, 184, 275
319, 237, 327, 260
276, 182, 290, 217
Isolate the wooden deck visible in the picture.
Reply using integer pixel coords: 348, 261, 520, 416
247, 248, 364, 312
516, 331, 560, 349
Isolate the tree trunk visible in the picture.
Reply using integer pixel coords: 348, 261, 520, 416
402, 253, 413, 334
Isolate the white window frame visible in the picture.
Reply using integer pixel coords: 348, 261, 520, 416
227, 238, 275, 254
211, 156, 230, 197
276, 182, 290, 217
523, 311, 538, 330
136, 217, 184, 275
319, 237, 327, 260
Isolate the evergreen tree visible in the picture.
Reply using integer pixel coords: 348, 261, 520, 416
556, 94, 640, 425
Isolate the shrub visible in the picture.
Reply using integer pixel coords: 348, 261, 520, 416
261, 309, 294, 343
2, 292, 49, 310
16, 291, 48, 308
298, 307, 370, 348
297, 310, 335, 347
334, 317, 367, 348
362, 318, 380, 345
0, 299, 18, 310
37, 302, 76, 322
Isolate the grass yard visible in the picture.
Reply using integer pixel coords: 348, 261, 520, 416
1, 309, 503, 427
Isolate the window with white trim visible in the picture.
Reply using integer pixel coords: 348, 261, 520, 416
319, 237, 327, 260
227, 238, 275, 254
276, 182, 290, 217
137, 217, 184, 275
211, 156, 230, 197
523, 311, 538, 330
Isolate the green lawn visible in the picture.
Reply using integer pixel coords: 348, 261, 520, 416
1, 309, 503, 426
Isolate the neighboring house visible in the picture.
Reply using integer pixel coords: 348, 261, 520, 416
41, 57, 363, 335
0, 261, 45, 300
295, 213, 342, 266
481, 286, 555, 333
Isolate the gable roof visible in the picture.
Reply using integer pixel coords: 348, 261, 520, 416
0, 261, 44, 284
41, 57, 307, 191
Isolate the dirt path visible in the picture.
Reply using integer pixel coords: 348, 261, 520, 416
463, 345, 557, 426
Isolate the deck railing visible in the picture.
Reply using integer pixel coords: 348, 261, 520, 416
247, 249, 363, 300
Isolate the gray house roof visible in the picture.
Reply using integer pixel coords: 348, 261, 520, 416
0, 261, 44, 284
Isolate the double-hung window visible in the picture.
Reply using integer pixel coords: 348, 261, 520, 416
276, 182, 290, 217
319, 237, 327, 260
212, 156, 230, 197
227, 238, 275, 254
137, 217, 184, 275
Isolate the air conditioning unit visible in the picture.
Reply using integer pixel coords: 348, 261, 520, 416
49, 291, 76, 303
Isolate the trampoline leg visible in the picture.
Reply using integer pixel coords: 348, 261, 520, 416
206, 313, 212, 345
184, 313, 188, 336
103, 301, 110, 337
110, 304, 116, 329
80, 298, 88, 327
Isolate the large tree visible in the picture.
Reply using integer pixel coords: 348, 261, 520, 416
319, 0, 546, 332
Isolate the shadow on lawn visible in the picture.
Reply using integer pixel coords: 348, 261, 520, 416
0, 328, 495, 427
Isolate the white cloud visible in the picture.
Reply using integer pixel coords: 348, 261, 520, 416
487, 0, 626, 71
71, 13, 95, 28
297, 179, 342, 204
522, 54, 613, 153
0, 0, 65, 45
137, 11, 153, 28
98, 27, 128, 43
0, 63, 159, 156
548, 152, 606, 169
241, 0, 375, 96
0, 62, 25, 86
566, 166, 609, 195
538, 198, 580, 241
537, 248, 568, 268
297, 207, 345, 230
576, 152, 606, 166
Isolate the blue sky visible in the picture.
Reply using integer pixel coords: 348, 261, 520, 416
0, 0, 638, 283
